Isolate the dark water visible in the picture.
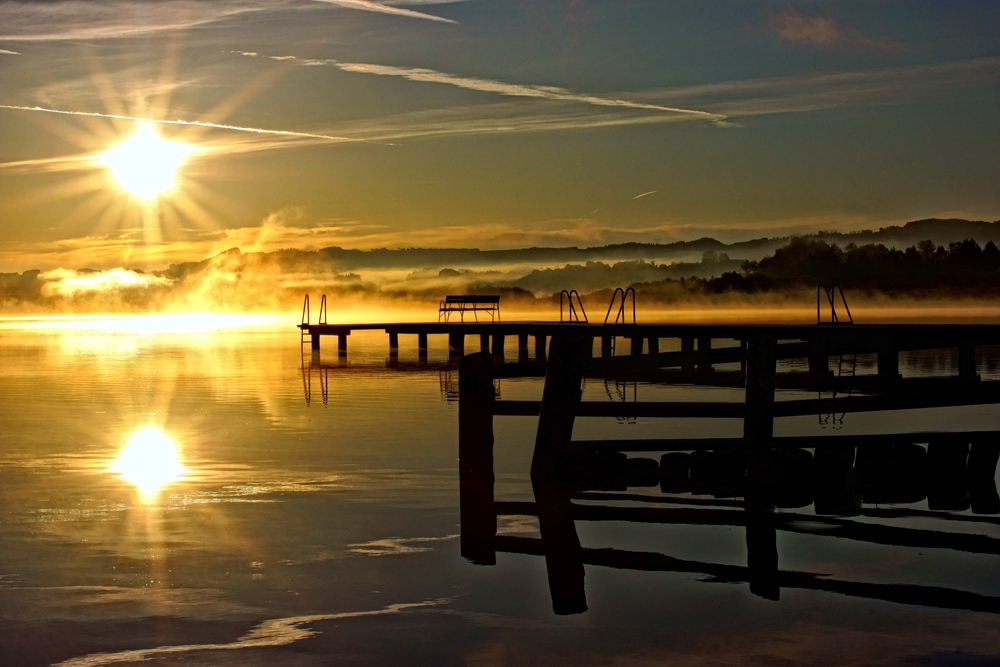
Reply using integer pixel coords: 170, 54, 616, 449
2, 316, 999, 666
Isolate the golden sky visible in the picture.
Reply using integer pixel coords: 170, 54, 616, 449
0, 0, 998, 271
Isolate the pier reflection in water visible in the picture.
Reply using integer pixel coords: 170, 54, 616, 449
6, 322, 1000, 666
457, 332, 1000, 617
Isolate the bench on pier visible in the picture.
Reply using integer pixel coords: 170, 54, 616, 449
439, 295, 500, 322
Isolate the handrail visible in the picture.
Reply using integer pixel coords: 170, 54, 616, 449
560, 290, 588, 322
817, 284, 853, 324
604, 287, 636, 325
318, 294, 328, 325
301, 294, 310, 325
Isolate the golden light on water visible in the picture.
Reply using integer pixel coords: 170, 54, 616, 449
112, 427, 186, 497
101, 124, 192, 198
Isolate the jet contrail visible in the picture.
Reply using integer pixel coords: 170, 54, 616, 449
311, 0, 458, 24
632, 190, 658, 199
0, 104, 353, 142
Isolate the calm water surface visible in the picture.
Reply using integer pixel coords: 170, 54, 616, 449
2, 316, 999, 666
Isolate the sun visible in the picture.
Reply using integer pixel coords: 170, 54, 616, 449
101, 124, 192, 198
112, 427, 186, 498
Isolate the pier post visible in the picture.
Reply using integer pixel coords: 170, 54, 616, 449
311, 331, 320, 352
337, 333, 348, 357
808, 342, 829, 376
648, 337, 659, 354
878, 343, 899, 382
491, 333, 505, 362
480, 333, 490, 353
682, 337, 694, 373
630, 336, 643, 357
449, 332, 465, 359
531, 335, 587, 614
388, 332, 399, 364
698, 337, 712, 373
601, 335, 613, 358
458, 352, 497, 565
744, 333, 777, 443
535, 334, 547, 361
959, 342, 977, 382
418, 333, 428, 364
518, 333, 529, 362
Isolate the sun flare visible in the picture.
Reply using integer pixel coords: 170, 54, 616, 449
101, 124, 192, 198
112, 427, 186, 498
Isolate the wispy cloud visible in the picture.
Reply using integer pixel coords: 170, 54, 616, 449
0, 1, 288, 42
0, 104, 353, 143
0, 48, 19, 55
242, 53, 729, 125
632, 190, 658, 200
311, 0, 458, 24
770, 10, 908, 53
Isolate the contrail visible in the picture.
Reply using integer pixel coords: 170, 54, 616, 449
311, 0, 458, 24
251, 54, 728, 124
632, 190, 658, 199
0, 104, 353, 142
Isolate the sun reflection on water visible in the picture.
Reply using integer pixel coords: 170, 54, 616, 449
112, 428, 186, 499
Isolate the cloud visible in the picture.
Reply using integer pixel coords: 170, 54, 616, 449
311, 0, 458, 23
0, 1, 290, 42
40, 268, 173, 298
632, 190, 658, 200
242, 53, 728, 124
0, 48, 19, 55
770, 10, 908, 52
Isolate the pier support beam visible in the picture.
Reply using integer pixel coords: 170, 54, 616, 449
480, 333, 490, 353
647, 337, 659, 355
388, 332, 399, 365
518, 333, 529, 362
531, 335, 587, 614
878, 343, 899, 382
311, 331, 320, 352
630, 337, 643, 357
959, 342, 977, 382
449, 332, 465, 359
744, 334, 777, 443
535, 334, 547, 361
418, 333, 428, 364
601, 335, 613, 358
491, 333, 505, 362
459, 352, 496, 565
681, 337, 694, 373
698, 337, 712, 373
808, 342, 829, 376
337, 333, 348, 357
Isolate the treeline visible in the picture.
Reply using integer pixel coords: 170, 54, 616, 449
670, 238, 1000, 298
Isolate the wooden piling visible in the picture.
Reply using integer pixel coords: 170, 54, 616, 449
648, 337, 659, 354
682, 337, 694, 373
631, 337, 643, 357
480, 333, 490, 353
959, 342, 977, 382
337, 333, 348, 356
519, 333, 529, 362
311, 333, 320, 351
744, 333, 777, 443
698, 337, 712, 373
531, 335, 588, 614
601, 335, 613, 358
491, 333, 505, 362
449, 332, 465, 358
535, 334, 547, 361
878, 343, 899, 382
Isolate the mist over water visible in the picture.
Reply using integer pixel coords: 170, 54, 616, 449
1, 317, 1000, 666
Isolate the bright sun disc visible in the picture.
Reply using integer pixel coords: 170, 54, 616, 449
101, 124, 191, 198
112, 427, 186, 497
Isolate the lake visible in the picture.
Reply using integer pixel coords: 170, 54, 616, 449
2, 315, 999, 666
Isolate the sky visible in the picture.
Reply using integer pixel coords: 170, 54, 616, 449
0, 0, 997, 272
